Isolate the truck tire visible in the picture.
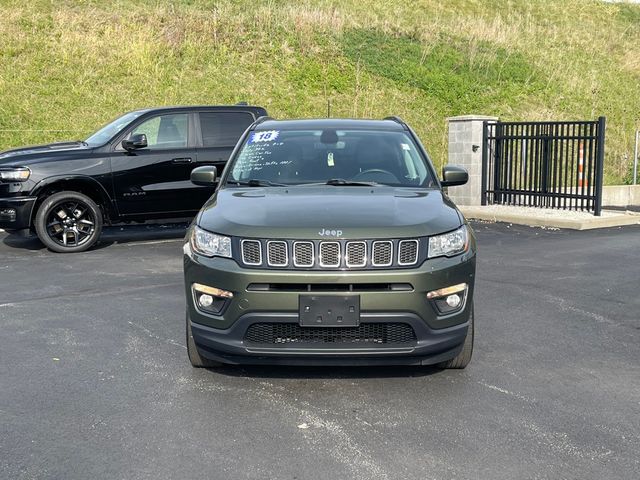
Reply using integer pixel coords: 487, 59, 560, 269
34, 191, 103, 253
441, 306, 474, 369
186, 311, 223, 368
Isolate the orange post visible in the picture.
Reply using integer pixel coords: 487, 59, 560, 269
578, 141, 587, 188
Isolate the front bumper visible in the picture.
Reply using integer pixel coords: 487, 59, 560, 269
0, 196, 36, 230
190, 311, 469, 366
184, 244, 475, 366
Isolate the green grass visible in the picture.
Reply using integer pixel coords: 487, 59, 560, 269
0, 0, 639, 184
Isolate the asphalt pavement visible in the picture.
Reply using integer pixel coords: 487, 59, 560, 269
1, 221, 639, 480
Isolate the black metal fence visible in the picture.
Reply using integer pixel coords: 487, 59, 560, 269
482, 117, 605, 215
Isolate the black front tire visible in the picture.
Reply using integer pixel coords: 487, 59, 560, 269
34, 191, 102, 253
440, 306, 474, 369
186, 311, 223, 368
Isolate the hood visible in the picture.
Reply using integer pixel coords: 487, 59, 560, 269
197, 186, 462, 239
0, 141, 91, 165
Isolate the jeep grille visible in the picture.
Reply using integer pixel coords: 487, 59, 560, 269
293, 241, 314, 267
319, 242, 340, 268
239, 238, 423, 270
398, 240, 419, 266
241, 240, 262, 265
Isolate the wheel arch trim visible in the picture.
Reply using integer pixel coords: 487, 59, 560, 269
30, 175, 116, 226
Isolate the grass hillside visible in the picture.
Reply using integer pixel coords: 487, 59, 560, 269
0, 0, 639, 184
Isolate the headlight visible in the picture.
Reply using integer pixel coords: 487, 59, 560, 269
0, 167, 30, 182
190, 226, 232, 258
428, 225, 468, 258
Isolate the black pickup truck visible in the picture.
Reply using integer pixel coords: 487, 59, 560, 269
0, 105, 267, 252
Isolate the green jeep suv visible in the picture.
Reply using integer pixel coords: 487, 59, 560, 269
183, 117, 476, 368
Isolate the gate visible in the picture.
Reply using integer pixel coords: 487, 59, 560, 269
481, 117, 605, 215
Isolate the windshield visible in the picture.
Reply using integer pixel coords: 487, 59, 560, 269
84, 111, 145, 146
227, 129, 436, 187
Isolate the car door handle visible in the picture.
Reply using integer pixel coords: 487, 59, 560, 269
172, 157, 193, 164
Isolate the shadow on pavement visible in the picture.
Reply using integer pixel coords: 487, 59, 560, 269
99, 222, 189, 246
207, 364, 446, 379
2, 222, 189, 251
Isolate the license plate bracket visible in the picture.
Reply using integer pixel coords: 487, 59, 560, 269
299, 295, 360, 327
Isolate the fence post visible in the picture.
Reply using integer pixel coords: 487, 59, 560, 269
594, 116, 606, 216
541, 133, 551, 207
493, 122, 503, 204
481, 121, 488, 206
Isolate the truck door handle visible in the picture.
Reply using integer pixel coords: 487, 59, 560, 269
172, 157, 193, 164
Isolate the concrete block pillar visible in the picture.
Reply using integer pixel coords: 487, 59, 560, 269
446, 115, 498, 206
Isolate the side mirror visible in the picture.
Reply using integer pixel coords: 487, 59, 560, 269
122, 133, 148, 151
191, 166, 217, 186
441, 165, 468, 187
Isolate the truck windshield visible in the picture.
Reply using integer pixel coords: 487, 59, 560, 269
227, 129, 436, 187
84, 111, 145, 147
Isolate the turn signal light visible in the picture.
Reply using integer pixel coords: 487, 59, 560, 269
192, 283, 233, 298
426, 283, 467, 299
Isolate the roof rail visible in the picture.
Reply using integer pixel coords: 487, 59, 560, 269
383, 116, 408, 129
236, 101, 248, 105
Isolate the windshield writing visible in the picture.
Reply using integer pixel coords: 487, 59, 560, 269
228, 129, 434, 187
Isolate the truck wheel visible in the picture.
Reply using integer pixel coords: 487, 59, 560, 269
440, 307, 474, 369
34, 191, 103, 253
186, 311, 223, 368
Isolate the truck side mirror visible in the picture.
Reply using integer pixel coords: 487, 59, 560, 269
191, 166, 217, 186
122, 133, 148, 151
441, 165, 468, 187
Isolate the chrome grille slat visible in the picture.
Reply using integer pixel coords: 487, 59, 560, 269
319, 242, 341, 268
267, 241, 288, 267
345, 241, 367, 268
293, 241, 314, 267
241, 239, 262, 266
372, 241, 393, 267
398, 239, 419, 266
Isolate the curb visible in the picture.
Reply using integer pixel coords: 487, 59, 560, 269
460, 206, 640, 230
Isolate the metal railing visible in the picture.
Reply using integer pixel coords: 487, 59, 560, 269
482, 117, 605, 215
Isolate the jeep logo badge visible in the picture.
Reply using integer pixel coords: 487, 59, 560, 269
318, 228, 343, 237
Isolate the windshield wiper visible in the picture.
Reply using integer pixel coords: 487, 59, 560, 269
227, 179, 287, 187
325, 178, 379, 186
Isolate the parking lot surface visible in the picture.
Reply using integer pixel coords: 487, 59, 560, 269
1, 221, 639, 480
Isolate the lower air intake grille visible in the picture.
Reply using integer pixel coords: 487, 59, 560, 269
244, 323, 417, 345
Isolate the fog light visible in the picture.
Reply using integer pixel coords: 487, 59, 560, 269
198, 294, 214, 308
192, 283, 233, 315
0, 208, 17, 221
427, 283, 467, 315
446, 294, 461, 308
